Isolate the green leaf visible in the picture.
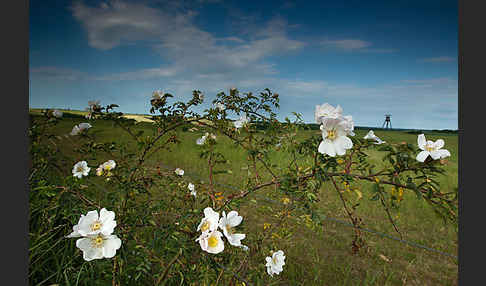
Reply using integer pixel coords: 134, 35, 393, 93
370, 193, 380, 201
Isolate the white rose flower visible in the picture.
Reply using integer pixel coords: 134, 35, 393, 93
318, 118, 353, 157
265, 250, 286, 277
96, 160, 116, 176
341, 115, 355, 136
197, 207, 220, 233
234, 114, 249, 129
196, 133, 208, 145
78, 123, 92, 130
188, 183, 197, 197
188, 183, 195, 191
70, 125, 81, 136
374, 137, 386, 145
416, 134, 451, 162
70, 123, 92, 136
195, 230, 224, 254
218, 211, 246, 247
88, 100, 100, 107
152, 90, 163, 100
363, 130, 377, 140
364, 130, 386, 144
52, 110, 63, 118
215, 102, 226, 111
315, 103, 343, 124
70, 208, 117, 237
75, 234, 122, 261
175, 168, 184, 176
104, 160, 116, 170
72, 161, 90, 178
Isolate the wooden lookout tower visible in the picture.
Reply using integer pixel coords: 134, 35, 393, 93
382, 114, 392, 129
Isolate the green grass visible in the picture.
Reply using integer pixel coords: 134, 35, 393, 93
29, 112, 458, 285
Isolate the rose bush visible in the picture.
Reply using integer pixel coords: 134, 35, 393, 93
28, 88, 457, 285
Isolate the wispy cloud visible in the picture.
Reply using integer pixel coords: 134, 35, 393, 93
95, 67, 179, 81
30, 66, 89, 81
63, 1, 455, 129
419, 56, 456, 63
320, 39, 372, 51
319, 39, 396, 53
71, 1, 304, 82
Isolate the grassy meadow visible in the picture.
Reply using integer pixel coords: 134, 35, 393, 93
29, 109, 458, 285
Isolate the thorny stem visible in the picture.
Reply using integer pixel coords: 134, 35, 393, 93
330, 176, 364, 253
112, 257, 117, 286
157, 249, 183, 286
208, 151, 216, 208
378, 188, 403, 239
129, 117, 206, 182
215, 267, 225, 285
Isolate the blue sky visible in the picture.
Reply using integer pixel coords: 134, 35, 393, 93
29, 0, 458, 130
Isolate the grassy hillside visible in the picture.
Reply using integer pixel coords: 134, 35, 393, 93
28, 112, 458, 285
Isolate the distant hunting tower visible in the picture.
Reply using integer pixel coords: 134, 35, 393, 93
382, 114, 392, 129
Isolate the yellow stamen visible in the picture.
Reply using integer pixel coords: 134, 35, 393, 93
92, 236, 104, 247
326, 129, 337, 140
200, 221, 210, 232
91, 222, 102, 231
425, 145, 435, 152
208, 236, 218, 248
226, 224, 233, 235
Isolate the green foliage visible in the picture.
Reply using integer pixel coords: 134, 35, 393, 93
28, 88, 457, 285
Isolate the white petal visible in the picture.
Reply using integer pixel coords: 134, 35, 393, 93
336, 135, 353, 150
434, 139, 445, 149
99, 208, 115, 224
66, 229, 81, 238
76, 238, 102, 261
207, 232, 224, 254
75, 237, 91, 250
227, 211, 243, 227
265, 256, 273, 266
364, 130, 375, 139
318, 140, 336, 157
267, 266, 274, 277
416, 151, 430, 162
335, 105, 343, 114
333, 141, 346, 156
101, 220, 117, 236
103, 236, 122, 258
228, 233, 245, 246
429, 150, 442, 160
77, 211, 99, 235
417, 134, 426, 150
438, 149, 451, 158
196, 233, 209, 251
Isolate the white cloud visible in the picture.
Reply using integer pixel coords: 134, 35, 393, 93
320, 39, 372, 51
420, 56, 456, 63
71, 1, 304, 81
319, 39, 396, 53
30, 66, 89, 81
66, 1, 455, 129
95, 67, 179, 81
